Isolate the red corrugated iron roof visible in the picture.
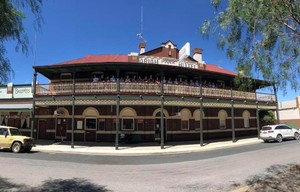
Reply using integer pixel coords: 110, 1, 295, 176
205, 63, 237, 76
53, 54, 237, 76
55, 54, 128, 65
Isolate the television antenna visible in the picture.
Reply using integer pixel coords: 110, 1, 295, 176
137, 6, 146, 42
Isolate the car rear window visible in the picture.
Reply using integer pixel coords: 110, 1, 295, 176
261, 126, 272, 131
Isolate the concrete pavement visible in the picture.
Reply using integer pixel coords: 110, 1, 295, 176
32, 137, 263, 156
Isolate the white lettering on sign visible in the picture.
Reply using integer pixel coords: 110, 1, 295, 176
138, 56, 198, 69
13, 87, 33, 98
15, 88, 31, 94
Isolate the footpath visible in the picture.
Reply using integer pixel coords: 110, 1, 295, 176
32, 137, 262, 156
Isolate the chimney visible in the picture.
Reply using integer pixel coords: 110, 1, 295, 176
192, 48, 203, 63
139, 41, 146, 54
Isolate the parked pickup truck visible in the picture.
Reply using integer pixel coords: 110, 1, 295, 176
0, 126, 34, 152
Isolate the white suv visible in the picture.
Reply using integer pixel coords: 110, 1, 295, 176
260, 124, 300, 143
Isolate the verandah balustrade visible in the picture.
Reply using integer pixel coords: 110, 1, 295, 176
36, 81, 275, 101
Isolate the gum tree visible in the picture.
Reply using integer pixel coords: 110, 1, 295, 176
201, 0, 300, 92
0, 0, 43, 84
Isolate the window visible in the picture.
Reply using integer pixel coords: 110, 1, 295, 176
122, 118, 134, 130
218, 110, 227, 129
1, 117, 6, 125
193, 109, 204, 130
86, 118, 96, 129
0, 128, 7, 136
113, 119, 116, 130
220, 119, 226, 129
98, 119, 105, 130
243, 110, 250, 128
181, 120, 189, 130
21, 119, 28, 129
180, 109, 191, 130
136, 119, 144, 131
195, 121, 200, 130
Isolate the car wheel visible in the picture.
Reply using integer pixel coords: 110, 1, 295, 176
276, 134, 283, 143
11, 142, 22, 153
263, 140, 268, 143
294, 133, 300, 140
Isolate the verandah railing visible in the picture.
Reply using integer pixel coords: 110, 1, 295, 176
36, 82, 275, 102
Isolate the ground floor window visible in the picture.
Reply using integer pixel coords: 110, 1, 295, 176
136, 119, 144, 131
195, 120, 200, 130
243, 110, 250, 128
98, 119, 105, 130
86, 118, 97, 129
113, 119, 117, 131
122, 118, 134, 130
219, 119, 226, 129
181, 120, 189, 130
218, 110, 227, 129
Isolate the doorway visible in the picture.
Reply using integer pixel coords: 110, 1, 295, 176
56, 118, 67, 141
38, 120, 47, 139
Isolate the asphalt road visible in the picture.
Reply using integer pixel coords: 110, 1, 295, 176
1, 140, 300, 192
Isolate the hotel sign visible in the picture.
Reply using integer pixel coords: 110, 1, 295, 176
179, 42, 190, 60
13, 87, 33, 98
138, 56, 198, 69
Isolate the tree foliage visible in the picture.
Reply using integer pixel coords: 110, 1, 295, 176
259, 110, 275, 123
0, 0, 43, 84
201, 0, 300, 93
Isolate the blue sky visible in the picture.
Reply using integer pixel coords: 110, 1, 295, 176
4, 0, 299, 101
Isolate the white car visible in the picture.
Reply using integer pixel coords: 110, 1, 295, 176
260, 124, 300, 143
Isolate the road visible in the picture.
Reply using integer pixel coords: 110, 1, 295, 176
1, 140, 300, 192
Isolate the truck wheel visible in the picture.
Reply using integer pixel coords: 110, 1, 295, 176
12, 142, 22, 153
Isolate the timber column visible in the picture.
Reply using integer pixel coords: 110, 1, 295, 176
160, 71, 165, 149
230, 81, 236, 142
115, 70, 120, 150
71, 70, 76, 148
199, 75, 204, 146
31, 71, 37, 138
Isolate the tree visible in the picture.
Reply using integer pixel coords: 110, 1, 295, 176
201, 0, 300, 92
0, 0, 43, 84
259, 110, 275, 124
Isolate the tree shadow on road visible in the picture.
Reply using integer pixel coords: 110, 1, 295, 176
245, 164, 300, 192
0, 177, 112, 192
0, 177, 30, 192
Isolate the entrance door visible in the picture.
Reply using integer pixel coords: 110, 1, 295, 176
56, 118, 67, 140
38, 120, 47, 139
85, 130, 96, 142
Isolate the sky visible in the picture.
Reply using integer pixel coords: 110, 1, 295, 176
4, 0, 299, 101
